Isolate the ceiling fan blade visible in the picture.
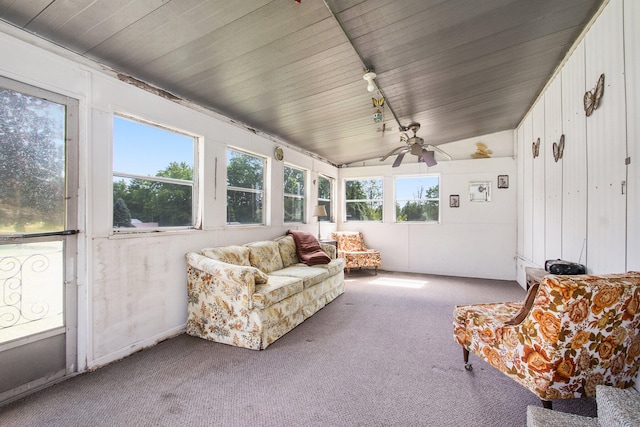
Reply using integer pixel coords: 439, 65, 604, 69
392, 151, 407, 168
421, 149, 437, 166
427, 144, 453, 161
380, 146, 407, 161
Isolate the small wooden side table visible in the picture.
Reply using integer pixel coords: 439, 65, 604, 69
319, 239, 338, 250
525, 267, 548, 290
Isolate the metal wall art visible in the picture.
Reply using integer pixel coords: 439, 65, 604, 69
532, 137, 540, 158
584, 73, 604, 117
553, 134, 565, 162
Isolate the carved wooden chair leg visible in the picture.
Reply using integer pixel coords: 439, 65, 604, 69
463, 347, 472, 371
541, 400, 552, 410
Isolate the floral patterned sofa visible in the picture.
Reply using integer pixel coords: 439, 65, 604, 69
186, 234, 345, 350
453, 272, 640, 409
331, 231, 381, 274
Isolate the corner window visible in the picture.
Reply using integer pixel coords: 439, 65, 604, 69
395, 175, 440, 222
227, 149, 265, 225
318, 175, 334, 222
284, 165, 306, 223
345, 178, 383, 221
113, 115, 196, 230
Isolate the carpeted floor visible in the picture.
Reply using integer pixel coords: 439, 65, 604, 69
0, 270, 597, 426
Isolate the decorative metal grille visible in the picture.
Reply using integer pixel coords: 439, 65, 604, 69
0, 253, 51, 329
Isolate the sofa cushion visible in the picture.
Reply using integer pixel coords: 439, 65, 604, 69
246, 241, 284, 273
597, 385, 640, 427
252, 275, 303, 310
201, 245, 251, 266
312, 258, 345, 276
270, 266, 330, 289
275, 235, 299, 267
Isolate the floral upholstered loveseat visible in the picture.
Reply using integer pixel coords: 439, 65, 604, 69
186, 233, 345, 350
453, 272, 640, 409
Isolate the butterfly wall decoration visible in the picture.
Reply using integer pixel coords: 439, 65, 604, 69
584, 73, 604, 117
532, 137, 540, 158
553, 134, 565, 162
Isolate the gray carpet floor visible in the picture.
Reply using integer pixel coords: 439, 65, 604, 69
0, 270, 597, 426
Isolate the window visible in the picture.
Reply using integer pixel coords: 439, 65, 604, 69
113, 115, 196, 230
227, 148, 265, 225
395, 175, 440, 222
284, 165, 306, 223
318, 175, 334, 222
345, 178, 383, 221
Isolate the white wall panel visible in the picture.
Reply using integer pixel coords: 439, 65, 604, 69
544, 75, 563, 260
516, 126, 524, 257
532, 100, 546, 266
584, 0, 627, 273
561, 41, 588, 265
522, 114, 534, 261
625, 0, 640, 270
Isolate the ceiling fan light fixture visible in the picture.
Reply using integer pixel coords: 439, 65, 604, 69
363, 71, 377, 92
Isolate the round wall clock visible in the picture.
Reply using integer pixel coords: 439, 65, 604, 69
274, 146, 284, 161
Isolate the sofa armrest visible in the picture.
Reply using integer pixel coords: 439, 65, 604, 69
320, 243, 337, 259
186, 252, 257, 309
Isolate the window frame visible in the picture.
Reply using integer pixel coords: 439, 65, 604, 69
317, 174, 334, 222
344, 177, 384, 222
394, 174, 441, 223
283, 163, 307, 223
226, 147, 267, 226
112, 113, 199, 233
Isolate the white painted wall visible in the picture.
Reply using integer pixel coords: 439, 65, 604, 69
338, 150, 517, 281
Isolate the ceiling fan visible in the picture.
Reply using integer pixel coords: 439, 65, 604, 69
380, 123, 452, 167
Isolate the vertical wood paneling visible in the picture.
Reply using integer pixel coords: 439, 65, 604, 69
532, 100, 546, 266
625, 0, 640, 270
584, 0, 627, 273
517, 125, 525, 256
522, 114, 534, 261
561, 41, 588, 264
544, 75, 563, 260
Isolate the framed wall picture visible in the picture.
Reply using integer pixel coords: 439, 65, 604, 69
469, 182, 491, 202
450, 194, 460, 208
498, 175, 509, 189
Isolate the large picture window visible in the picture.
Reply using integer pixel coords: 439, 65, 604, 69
227, 149, 265, 225
284, 165, 306, 223
113, 115, 196, 230
345, 178, 383, 221
318, 175, 333, 222
395, 175, 440, 222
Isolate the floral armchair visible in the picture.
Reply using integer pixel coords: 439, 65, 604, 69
331, 231, 381, 274
453, 272, 640, 409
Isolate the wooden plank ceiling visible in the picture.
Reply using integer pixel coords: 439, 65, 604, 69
0, 0, 603, 166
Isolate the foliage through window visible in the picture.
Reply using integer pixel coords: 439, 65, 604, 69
0, 85, 66, 233
113, 115, 196, 229
318, 175, 333, 222
395, 175, 439, 222
227, 149, 265, 225
345, 178, 383, 221
284, 165, 306, 223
